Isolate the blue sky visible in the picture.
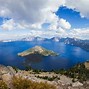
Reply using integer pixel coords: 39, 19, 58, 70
56, 6, 89, 28
0, 0, 89, 40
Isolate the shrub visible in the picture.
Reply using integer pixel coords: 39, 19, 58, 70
12, 76, 31, 89
12, 76, 56, 89
37, 76, 59, 81
0, 80, 9, 89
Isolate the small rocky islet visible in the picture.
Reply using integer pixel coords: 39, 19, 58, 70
18, 46, 58, 57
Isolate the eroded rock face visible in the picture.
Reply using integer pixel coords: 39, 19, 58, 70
18, 46, 58, 57
84, 61, 89, 70
2, 73, 13, 88
0, 65, 16, 75
72, 81, 83, 87
59, 75, 72, 85
0, 65, 16, 78
0, 65, 89, 89
0, 65, 16, 88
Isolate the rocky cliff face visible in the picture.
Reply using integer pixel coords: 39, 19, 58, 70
0, 65, 16, 88
84, 61, 89, 70
0, 64, 89, 89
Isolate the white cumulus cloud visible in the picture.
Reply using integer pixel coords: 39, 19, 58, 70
68, 28, 89, 39
0, 0, 71, 32
65, 0, 89, 18
1, 19, 28, 30
49, 18, 71, 30
58, 18, 71, 29
0, 0, 65, 25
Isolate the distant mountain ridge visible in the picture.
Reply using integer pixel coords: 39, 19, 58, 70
0, 37, 89, 51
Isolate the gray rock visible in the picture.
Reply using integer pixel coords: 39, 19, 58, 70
72, 81, 83, 87
59, 75, 72, 85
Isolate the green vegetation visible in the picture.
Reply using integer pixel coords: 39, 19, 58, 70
25, 66, 32, 71
37, 76, 60, 81
53, 63, 89, 83
32, 69, 45, 74
24, 65, 44, 73
33, 69, 41, 74
12, 66, 19, 73
22, 62, 89, 83
0, 80, 8, 89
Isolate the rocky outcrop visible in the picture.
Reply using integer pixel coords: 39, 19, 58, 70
18, 46, 58, 57
84, 61, 89, 70
0, 65, 16, 75
0, 64, 89, 89
0, 65, 16, 88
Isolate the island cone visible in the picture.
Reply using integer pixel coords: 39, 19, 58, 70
18, 46, 58, 57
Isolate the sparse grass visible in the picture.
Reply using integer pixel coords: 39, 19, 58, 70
12, 76, 56, 89
0, 80, 8, 89
0, 76, 56, 89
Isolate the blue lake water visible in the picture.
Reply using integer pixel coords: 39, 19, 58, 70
0, 41, 89, 71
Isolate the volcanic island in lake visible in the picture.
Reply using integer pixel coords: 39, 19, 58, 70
18, 46, 58, 57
